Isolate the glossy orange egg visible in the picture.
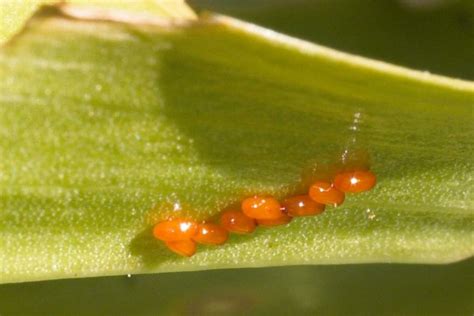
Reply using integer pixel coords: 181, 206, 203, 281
220, 210, 256, 234
193, 222, 229, 245
241, 195, 283, 220
165, 239, 197, 257
282, 195, 325, 217
308, 181, 345, 207
153, 218, 198, 241
334, 170, 376, 193
257, 213, 292, 227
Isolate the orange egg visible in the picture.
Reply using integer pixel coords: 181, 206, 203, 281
334, 170, 376, 193
192, 222, 229, 245
241, 195, 283, 220
165, 239, 196, 257
153, 218, 198, 241
308, 181, 345, 207
220, 210, 256, 234
282, 195, 325, 217
257, 213, 292, 227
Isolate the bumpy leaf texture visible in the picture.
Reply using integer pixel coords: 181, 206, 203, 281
0, 7, 473, 283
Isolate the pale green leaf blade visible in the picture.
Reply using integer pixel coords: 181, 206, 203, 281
0, 0, 196, 45
0, 10, 473, 283
0, 0, 45, 45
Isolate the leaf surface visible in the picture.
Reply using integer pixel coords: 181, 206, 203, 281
0, 10, 473, 283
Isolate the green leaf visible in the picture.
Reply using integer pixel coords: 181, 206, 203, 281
190, 0, 474, 80
0, 0, 196, 45
0, 0, 45, 45
0, 9, 473, 284
1, 259, 473, 314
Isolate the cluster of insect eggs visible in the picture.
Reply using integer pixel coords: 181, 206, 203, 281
153, 170, 377, 257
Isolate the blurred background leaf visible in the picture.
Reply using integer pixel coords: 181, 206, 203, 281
190, 0, 474, 79
0, 258, 473, 315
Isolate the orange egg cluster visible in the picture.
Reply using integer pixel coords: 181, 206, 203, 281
153, 169, 376, 257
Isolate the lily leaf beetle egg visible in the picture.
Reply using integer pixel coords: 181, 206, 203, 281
308, 181, 345, 207
193, 222, 229, 245
282, 195, 325, 217
257, 213, 292, 227
220, 210, 256, 234
153, 218, 198, 241
165, 239, 197, 257
241, 195, 283, 220
334, 170, 376, 193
